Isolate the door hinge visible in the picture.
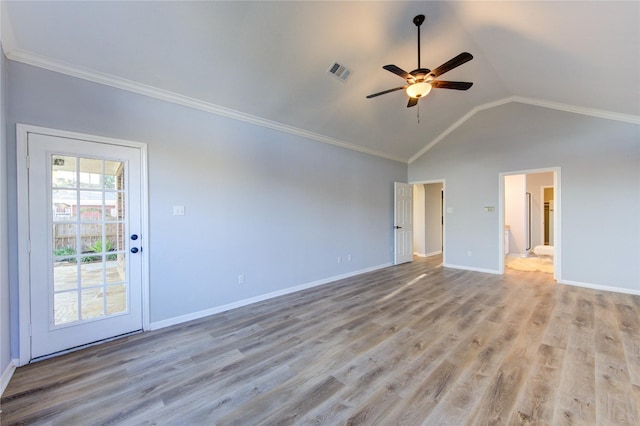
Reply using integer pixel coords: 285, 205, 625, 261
27, 240, 31, 253
26, 155, 30, 169
29, 323, 32, 336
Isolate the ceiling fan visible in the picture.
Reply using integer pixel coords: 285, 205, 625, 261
366, 14, 474, 108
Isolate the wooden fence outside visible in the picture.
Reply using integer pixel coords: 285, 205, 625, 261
53, 223, 120, 252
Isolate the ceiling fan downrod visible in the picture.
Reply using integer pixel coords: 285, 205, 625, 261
414, 14, 425, 70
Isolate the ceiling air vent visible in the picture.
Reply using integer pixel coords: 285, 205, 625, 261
328, 62, 352, 82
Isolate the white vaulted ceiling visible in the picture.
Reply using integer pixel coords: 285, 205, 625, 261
2, 1, 639, 162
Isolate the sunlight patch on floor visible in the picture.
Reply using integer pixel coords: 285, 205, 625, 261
505, 256, 553, 274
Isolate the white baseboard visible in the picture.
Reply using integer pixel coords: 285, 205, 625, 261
450, 264, 639, 296
150, 263, 393, 330
424, 251, 442, 257
1, 359, 17, 397
443, 263, 501, 275
558, 279, 640, 296
413, 251, 442, 258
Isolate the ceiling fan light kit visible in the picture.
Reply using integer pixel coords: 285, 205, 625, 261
406, 81, 432, 98
367, 14, 474, 108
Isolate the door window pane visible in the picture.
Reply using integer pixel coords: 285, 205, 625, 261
104, 160, 123, 190
54, 291, 78, 325
53, 223, 78, 260
79, 224, 102, 254
80, 258, 105, 288
52, 156, 77, 188
79, 191, 103, 222
113, 224, 126, 252
105, 192, 119, 221
52, 190, 77, 221
79, 158, 103, 189
81, 288, 104, 320
54, 261, 78, 292
106, 284, 127, 315
106, 257, 126, 284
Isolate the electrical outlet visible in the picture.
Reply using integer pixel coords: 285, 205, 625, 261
238, 274, 245, 284
337, 256, 342, 264
467, 250, 472, 257
347, 254, 352, 262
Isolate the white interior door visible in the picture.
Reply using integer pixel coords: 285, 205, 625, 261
394, 182, 413, 265
27, 132, 143, 359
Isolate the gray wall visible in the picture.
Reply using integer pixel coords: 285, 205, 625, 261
505, 174, 526, 255
424, 183, 442, 256
1, 51, 11, 382
7, 61, 407, 356
410, 102, 640, 293
412, 184, 425, 255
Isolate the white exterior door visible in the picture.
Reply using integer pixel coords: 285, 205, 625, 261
27, 132, 143, 359
394, 182, 413, 265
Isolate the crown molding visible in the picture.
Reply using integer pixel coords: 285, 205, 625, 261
409, 95, 640, 164
5, 48, 407, 163
512, 96, 640, 125
6, 48, 638, 166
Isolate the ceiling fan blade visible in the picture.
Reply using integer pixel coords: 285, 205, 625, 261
430, 52, 473, 78
407, 97, 419, 108
366, 86, 408, 99
430, 81, 473, 90
383, 65, 413, 81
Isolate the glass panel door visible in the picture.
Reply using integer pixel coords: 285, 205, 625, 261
28, 132, 143, 360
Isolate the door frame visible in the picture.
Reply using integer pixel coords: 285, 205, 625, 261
498, 167, 561, 280
16, 124, 150, 366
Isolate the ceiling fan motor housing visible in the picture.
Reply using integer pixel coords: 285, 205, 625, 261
409, 68, 432, 83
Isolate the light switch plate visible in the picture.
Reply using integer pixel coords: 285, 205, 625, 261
173, 205, 185, 216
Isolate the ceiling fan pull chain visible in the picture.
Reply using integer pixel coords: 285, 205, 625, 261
417, 103, 420, 124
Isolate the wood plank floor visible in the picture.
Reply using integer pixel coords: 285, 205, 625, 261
2, 256, 639, 425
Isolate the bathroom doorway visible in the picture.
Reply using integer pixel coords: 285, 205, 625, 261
500, 168, 560, 280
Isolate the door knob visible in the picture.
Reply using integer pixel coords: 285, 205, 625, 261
130, 234, 138, 240
130, 247, 139, 254
394, 226, 402, 229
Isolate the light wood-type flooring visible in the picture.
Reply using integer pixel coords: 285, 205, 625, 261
2, 256, 639, 425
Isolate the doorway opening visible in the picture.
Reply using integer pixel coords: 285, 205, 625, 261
500, 168, 560, 280
412, 181, 445, 263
